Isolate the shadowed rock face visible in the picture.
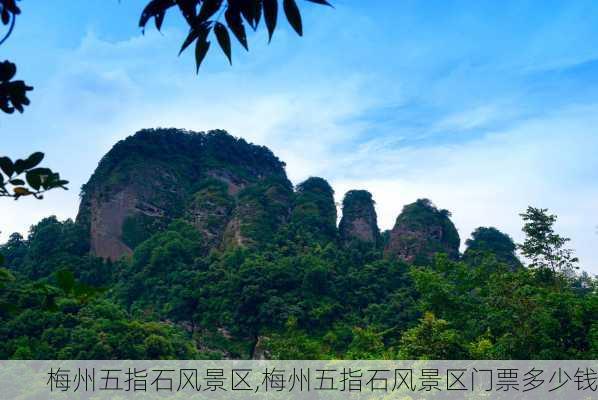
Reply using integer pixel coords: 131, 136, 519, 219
76, 128, 291, 260
86, 186, 139, 260
384, 199, 460, 264
185, 179, 235, 249
222, 177, 294, 248
339, 190, 379, 244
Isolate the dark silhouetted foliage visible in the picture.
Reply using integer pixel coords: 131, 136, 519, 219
463, 226, 521, 270
0, 153, 68, 199
0, 60, 32, 114
139, 0, 333, 71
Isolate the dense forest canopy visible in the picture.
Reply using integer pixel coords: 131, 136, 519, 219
1, 208, 596, 360
0, 130, 596, 360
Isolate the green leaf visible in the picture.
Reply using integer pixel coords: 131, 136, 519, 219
214, 22, 232, 64
263, 0, 278, 42
283, 0, 303, 36
154, 11, 166, 31
22, 152, 44, 170
13, 159, 27, 174
179, 28, 200, 55
175, 1, 197, 25
198, 0, 223, 22
0, 156, 14, 177
306, 0, 333, 6
241, 0, 262, 30
8, 179, 25, 185
225, 6, 248, 50
55, 269, 75, 294
41, 172, 61, 189
0, 62, 17, 81
195, 37, 211, 73
26, 167, 52, 177
0, 267, 14, 282
26, 170, 42, 191
139, 0, 176, 30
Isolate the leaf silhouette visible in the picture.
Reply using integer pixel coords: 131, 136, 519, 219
283, 0, 302, 36
263, 0, 278, 42
214, 22, 232, 64
306, 0, 332, 6
198, 0, 223, 22
195, 37, 211, 73
139, 0, 176, 31
225, 5, 248, 50
22, 152, 44, 170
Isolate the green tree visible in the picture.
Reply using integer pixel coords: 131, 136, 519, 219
519, 207, 579, 275
117, 220, 204, 321
463, 226, 521, 270
265, 317, 330, 359
346, 327, 387, 359
398, 312, 467, 359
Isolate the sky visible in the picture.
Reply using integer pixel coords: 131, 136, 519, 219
1, 0, 598, 274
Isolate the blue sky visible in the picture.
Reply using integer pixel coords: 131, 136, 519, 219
1, 0, 598, 273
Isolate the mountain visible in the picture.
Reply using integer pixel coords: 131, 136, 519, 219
289, 177, 338, 244
77, 128, 291, 260
77, 129, 467, 265
384, 198, 460, 264
339, 190, 379, 245
4, 128, 595, 361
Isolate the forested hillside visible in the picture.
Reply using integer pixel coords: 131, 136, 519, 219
0, 129, 596, 360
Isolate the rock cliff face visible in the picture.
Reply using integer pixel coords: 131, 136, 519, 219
77, 128, 291, 260
338, 190, 379, 244
384, 199, 460, 264
78, 129, 466, 264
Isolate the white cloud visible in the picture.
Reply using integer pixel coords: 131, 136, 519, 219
0, 29, 380, 242
433, 105, 503, 132
2, 26, 597, 278
331, 106, 598, 274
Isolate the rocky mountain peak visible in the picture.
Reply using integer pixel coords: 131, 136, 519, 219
339, 190, 379, 244
289, 177, 337, 243
384, 198, 460, 264
76, 128, 290, 260
77, 130, 469, 265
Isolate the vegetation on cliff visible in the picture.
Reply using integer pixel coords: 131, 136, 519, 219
339, 190, 380, 245
77, 128, 290, 260
463, 226, 521, 270
384, 199, 461, 265
289, 177, 337, 245
1, 207, 595, 360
